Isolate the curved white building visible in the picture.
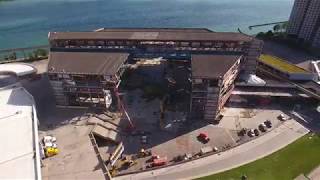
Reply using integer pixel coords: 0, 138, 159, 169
0, 63, 41, 180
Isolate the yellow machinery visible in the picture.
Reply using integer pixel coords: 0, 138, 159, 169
45, 147, 59, 157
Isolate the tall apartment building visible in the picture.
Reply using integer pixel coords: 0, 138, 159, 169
313, 27, 320, 48
287, 0, 320, 48
287, 0, 310, 35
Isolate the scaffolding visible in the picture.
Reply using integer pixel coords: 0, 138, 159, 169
190, 55, 241, 121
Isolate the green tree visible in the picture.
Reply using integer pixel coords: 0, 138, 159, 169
32, 50, 40, 60
273, 24, 281, 33
28, 52, 35, 60
35, 49, 48, 57
281, 22, 288, 32
4, 55, 9, 60
8, 52, 17, 60
256, 32, 265, 39
265, 30, 274, 38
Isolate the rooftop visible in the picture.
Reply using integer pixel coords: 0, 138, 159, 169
0, 63, 37, 77
191, 54, 241, 79
259, 54, 308, 74
94, 27, 213, 33
296, 60, 312, 72
48, 52, 129, 75
0, 85, 41, 180
49, 30, 252, 42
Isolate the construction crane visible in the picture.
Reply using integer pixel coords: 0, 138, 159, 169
114, 87, 135, 130
248, 21, 288, 30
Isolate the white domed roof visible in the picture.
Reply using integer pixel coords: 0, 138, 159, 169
0, 63, 37, 77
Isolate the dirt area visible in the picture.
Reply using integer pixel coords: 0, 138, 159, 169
41, 124, 105, 180
107, 95, 290, 175
21, 58, 316, 179
30, 59, 48, 74
219, 105, 283, 130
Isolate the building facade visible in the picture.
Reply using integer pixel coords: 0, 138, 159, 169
190, 55, 241, 120
287, 0, 320, 48
48, 52, 128, 108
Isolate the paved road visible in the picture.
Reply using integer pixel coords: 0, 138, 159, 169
115, 120, 309, 180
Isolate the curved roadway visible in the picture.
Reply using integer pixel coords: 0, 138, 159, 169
115, 120, 308, 180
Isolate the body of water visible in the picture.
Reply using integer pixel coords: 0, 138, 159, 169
0, 0, 294, 49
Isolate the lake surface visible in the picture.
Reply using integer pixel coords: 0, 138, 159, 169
0, 0, 294, 49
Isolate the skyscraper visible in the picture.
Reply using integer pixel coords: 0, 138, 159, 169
287, 0, 320, 48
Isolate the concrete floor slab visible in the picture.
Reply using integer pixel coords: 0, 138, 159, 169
41, 125, 105, 180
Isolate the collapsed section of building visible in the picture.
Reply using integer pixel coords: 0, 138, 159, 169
47, 28, 263, 121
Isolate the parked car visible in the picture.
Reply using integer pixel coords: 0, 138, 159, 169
278, 114, 288, 121
238, 128, 247, 136
264, 120, 272, 128
254, 129, 260, 136
247, 129, 255, 137
259, 123, 267, 132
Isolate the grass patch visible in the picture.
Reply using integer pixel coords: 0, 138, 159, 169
198, 133, 320, 180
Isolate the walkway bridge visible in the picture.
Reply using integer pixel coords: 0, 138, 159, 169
257, 55, 320, 100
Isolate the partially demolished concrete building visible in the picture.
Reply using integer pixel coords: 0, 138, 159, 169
47, 28, 263, 121
48, 52, 128, 108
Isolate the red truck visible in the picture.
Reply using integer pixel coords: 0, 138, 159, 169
151, 157, 167, 167
198, 133, 210, 143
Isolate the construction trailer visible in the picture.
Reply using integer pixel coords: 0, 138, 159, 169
190, 55, 242, 121
48, 51, 129, 107
47, 28, 263, 120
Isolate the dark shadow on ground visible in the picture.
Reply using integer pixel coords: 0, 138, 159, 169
21, 73, 91, 131
262, 40, 316, 64
286, 107, 320, 132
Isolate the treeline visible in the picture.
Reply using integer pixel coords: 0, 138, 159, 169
256, 22, 320, 56
256, 23, 288, 40
1, 49, 48, 62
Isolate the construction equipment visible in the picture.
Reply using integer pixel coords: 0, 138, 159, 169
138, 148, 152, 158
45, 147, 59, 157
109, 166, 118, 177
248, 21, 287, 30
114, 87, 135, 130
121, 157, 137, 169
109, 142, 124, 166
42, 135, 59, 158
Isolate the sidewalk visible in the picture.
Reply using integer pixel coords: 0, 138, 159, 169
308, 165, 320, 180
115, 120, 309, 180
